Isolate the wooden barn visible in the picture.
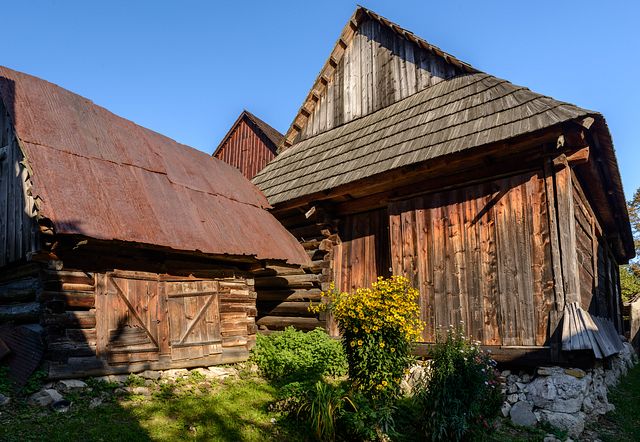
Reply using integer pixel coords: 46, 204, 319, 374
213, 110, 283, 179
0, 66, 308, 380
251, 7, 635, 364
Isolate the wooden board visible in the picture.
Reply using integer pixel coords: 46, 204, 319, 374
388, 170, 554, 346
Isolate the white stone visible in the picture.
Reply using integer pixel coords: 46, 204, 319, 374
28, 389, 64, 407
510, 401, 537, 427
526, 372, 589, 413
501, 402, 511, 418
501, 370, 511, 377
0, 393, 10, 406
507, 393, 519, 404
507, 384, 518, 394
538, 410, 585, 439
130, 386, 152, 396
162, 369, 189, 379
56, 379, 87, 392
521, 373, 532, 383
89, 398, 103, 409
139, 370, 161, 380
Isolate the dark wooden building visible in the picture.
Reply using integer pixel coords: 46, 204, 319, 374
0, 67, 307, 379
252, 7, 634, 363
213, 110, 283, 179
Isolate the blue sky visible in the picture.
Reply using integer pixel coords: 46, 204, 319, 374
3, 1, 639, 198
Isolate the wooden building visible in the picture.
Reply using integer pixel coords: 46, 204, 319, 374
213, 110, 283, 179
252, 7, 634, 364
0, 66, 308, 379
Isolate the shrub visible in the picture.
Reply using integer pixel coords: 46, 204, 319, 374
414, 327, 503, 442
296, 380, 356, 442
312, 276, 423, 403
251, 327, 347, 382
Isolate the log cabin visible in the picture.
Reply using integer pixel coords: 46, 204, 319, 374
251, 7, 635, 365
0, 66, 308, 380
213, 110, 283, 179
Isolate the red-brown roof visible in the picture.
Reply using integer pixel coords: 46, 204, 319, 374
0, 66, 308, 265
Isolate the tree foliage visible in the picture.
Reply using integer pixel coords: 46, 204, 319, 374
621, 187, 640, 302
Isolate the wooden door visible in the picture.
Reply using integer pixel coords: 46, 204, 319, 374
96, 273, 161, 364
166, 280, 222, 361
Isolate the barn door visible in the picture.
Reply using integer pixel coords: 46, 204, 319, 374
96, 273, 161, 364
165, 280, 222, 361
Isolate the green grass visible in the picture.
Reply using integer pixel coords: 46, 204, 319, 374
0, 377, 305, 442
597, 363, 640, 442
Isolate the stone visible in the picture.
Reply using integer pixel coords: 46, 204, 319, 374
130, 386, 152, 396
516, 382, 527, 391
114, 387, 128, 396
94, 374, 128, 385
206, 366, 237, 379
507, 384, 518, 394
526, 372, 589, 413
537, 367, 562, 376
507, 374, 518, 384
162, 369, 188, 379
510, 401, 537, 427
139, 370, 161, 381
501, 402, 511, 418
564, 368, 586, 379
507, 393, 519, 404
0, 393, 10, 407
518, 393, 527, 402
521, 373, 532, 383
89, 397, 103, 409
56, 379, 87, 392
28, 389, 64, 407
543, 436, 560, 442
51, 399, 71, 413
501, 370, 511, 377
538, 410, 585, 439
144, 380, 155, 387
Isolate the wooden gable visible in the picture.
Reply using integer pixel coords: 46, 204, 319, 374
282, 7, 476, 148
214, 111, 282, 179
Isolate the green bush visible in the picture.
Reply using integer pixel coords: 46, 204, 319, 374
0, 365, 12, 395
251, 327, 347, 382
414, 327, 503, 442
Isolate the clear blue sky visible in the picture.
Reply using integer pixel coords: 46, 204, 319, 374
3, 1, 639, 198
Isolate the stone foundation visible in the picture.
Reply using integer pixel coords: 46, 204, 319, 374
501, 342, 638, 438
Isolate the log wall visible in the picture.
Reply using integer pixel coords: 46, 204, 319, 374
299, 16, 462, 141
40, 264, 257, 379
0, 98, 38, 267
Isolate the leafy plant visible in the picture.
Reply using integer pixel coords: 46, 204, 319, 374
0, 365, 13, 395
296, 381, 355, 442
22, 369, 47, 396
311, 276, 423, 403
126, 374, 146, 387
413, 327, 503, 442
250, 327, 347, 382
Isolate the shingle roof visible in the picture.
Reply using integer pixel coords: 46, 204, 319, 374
0, 66, 308, 265
253, 73, 592, 205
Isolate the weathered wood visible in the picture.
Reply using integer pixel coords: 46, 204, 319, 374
254, 274, 320, 289
256, 315, 324, 331
0, 301, 40, 323
41, 290, 95, 309
257, 288, 322, 302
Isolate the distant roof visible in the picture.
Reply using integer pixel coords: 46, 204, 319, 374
0, 66, 307, 265
254, 73, 594, 205
214, 110, 283, 156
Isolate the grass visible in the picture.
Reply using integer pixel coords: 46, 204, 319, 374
596, 363, 640, 442
0, 377, 305, 442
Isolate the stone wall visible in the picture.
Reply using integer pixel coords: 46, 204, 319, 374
502, 342, 638, 438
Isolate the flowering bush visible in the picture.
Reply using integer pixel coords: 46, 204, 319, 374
414, 327, 503, 441
311, 276, 423, 403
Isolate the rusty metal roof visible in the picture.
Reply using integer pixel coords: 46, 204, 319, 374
0, 66, 308, 265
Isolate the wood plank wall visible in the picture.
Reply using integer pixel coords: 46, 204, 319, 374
333, 209, 390, 293
0, 99, 38, 267
389, 170, 555, 346
299, 16, 461, 141
570, 171, 624, 330
214, 118, 277, 179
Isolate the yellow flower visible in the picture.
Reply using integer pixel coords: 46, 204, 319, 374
390, 347, 396, 353
379, 342, 385, 348
350, 341, 356, 347
357, 340, 363, 346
